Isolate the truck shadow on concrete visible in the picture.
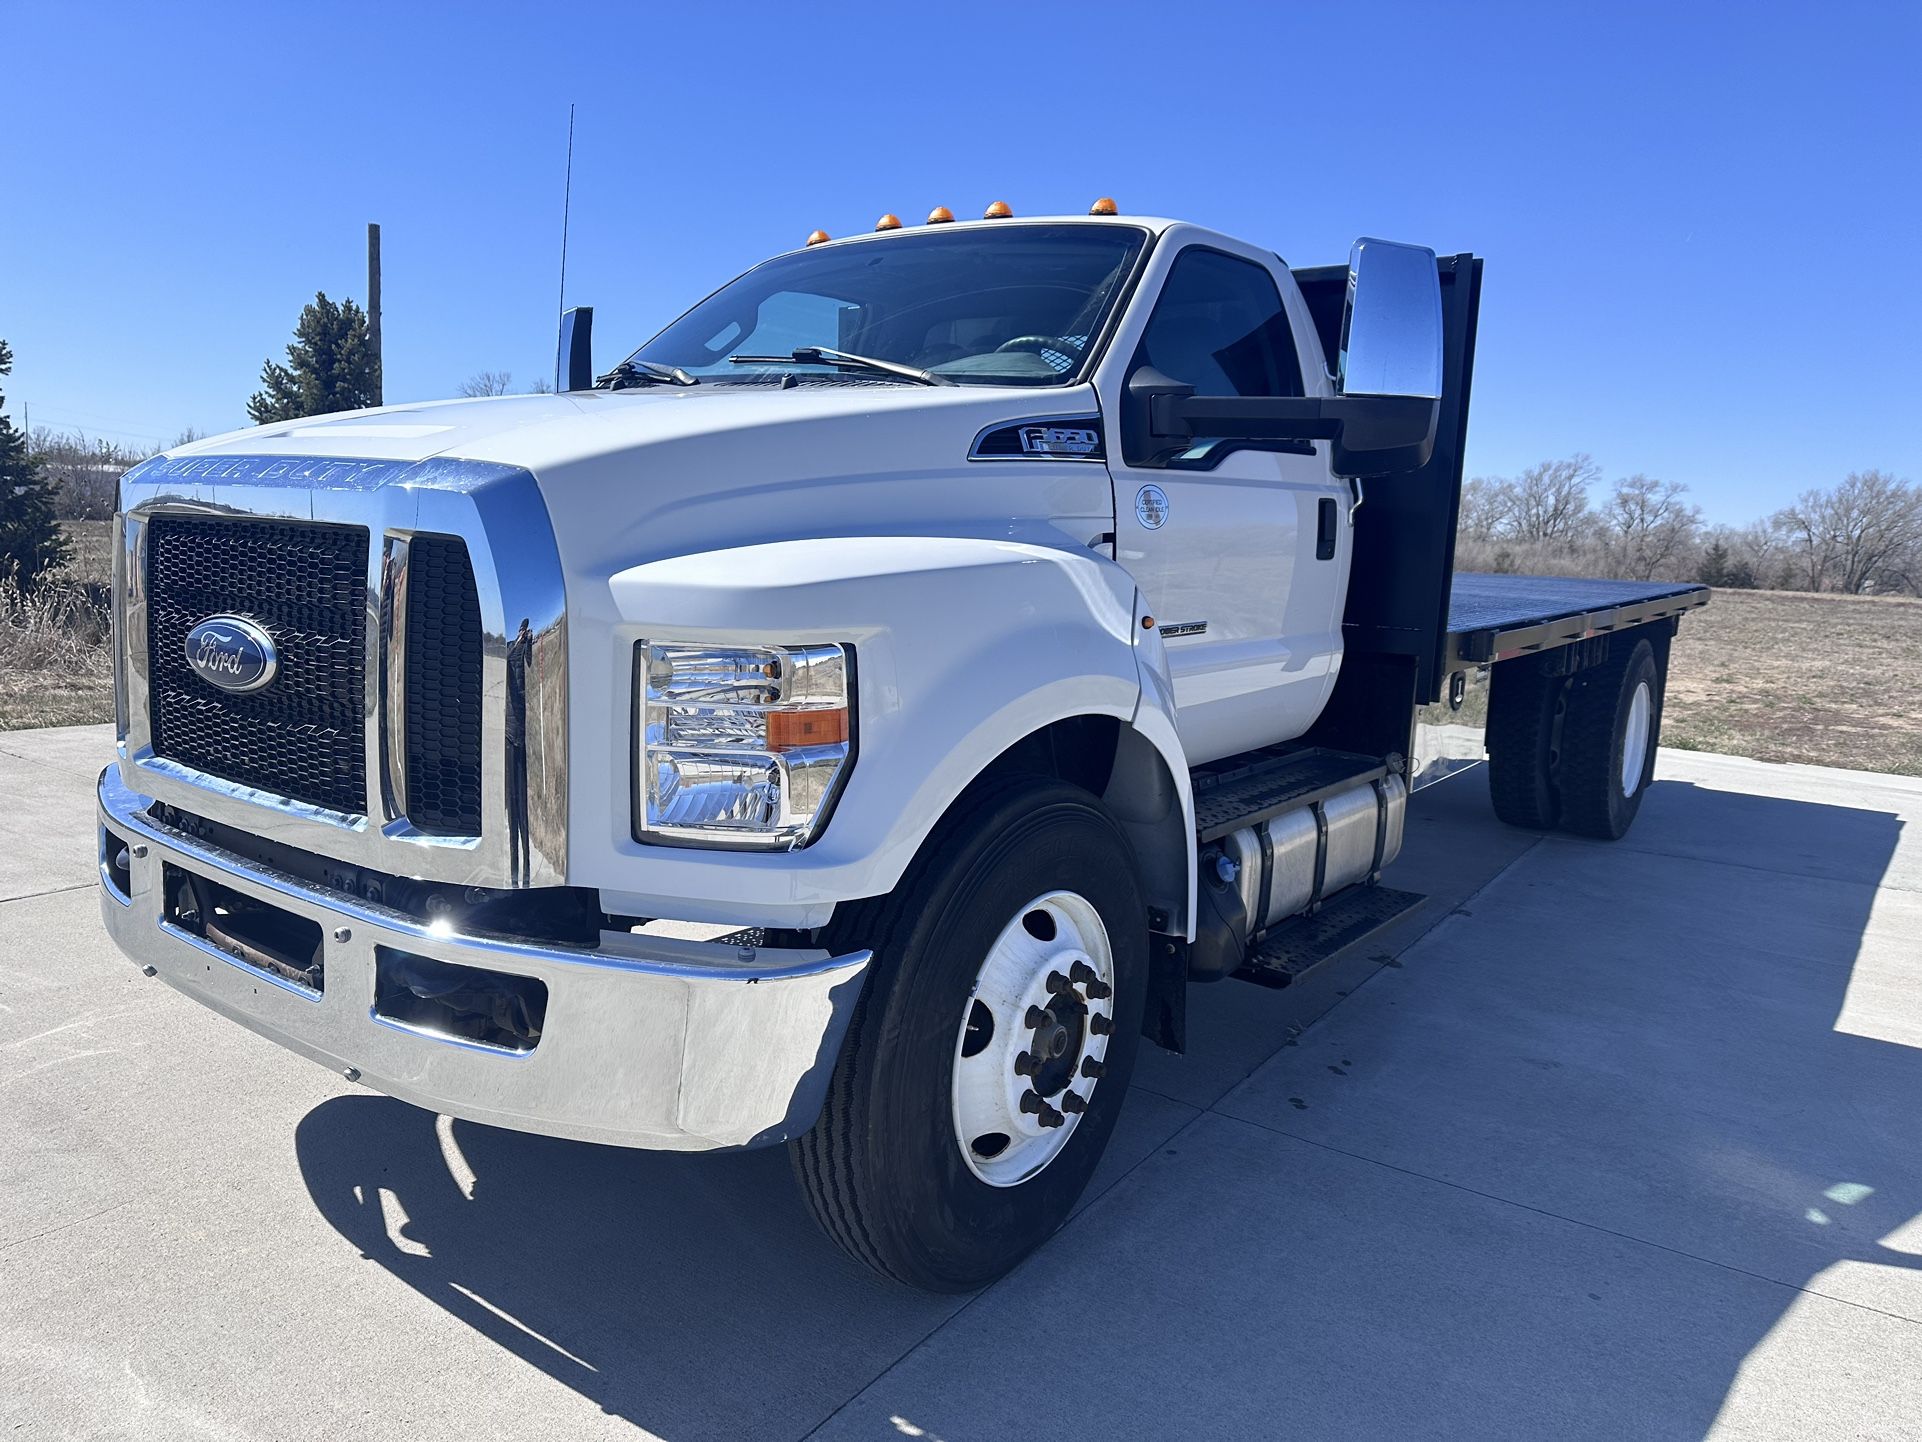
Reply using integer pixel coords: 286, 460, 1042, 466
292, 773, 1922, 1441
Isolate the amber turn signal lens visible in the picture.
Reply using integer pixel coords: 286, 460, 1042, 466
805, 229, 831, 246
983, 200, 1013, 219
1090, 196, 1118, 215
875, 213, 902, 231
927, 206, 955, 224
766, 707, 849, 752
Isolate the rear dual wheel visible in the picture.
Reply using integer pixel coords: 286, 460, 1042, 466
791, 779, 1146, 1292
1487, 634, 1663, 841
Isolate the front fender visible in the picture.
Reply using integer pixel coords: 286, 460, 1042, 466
570, 536, 1175, 926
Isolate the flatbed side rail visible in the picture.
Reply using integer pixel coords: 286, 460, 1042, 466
1445, 584, 1711, 670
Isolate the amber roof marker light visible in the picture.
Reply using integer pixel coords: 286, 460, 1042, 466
875, 213, 902, 231
1090, 197, 1118, 216
926, 206, 955, 224
983, 201, 1014, 219
805, 229, 831, 246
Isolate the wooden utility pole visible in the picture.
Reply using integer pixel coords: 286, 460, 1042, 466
367, 222, 383, 406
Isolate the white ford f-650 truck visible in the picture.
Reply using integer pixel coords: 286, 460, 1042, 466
99, 203, 1708, 1291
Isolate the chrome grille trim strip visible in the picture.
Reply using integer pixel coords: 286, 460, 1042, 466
379, 534, 411, 825
117, 454, 568, 889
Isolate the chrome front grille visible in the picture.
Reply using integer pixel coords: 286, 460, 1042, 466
117, 453, 568, 889
147, 515, 370, 815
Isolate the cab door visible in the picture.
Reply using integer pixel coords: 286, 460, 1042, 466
1105, 242, 1350, 765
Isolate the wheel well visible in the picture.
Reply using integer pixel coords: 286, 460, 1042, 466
972, 713, 1122, 797
961, 714, 1189, 937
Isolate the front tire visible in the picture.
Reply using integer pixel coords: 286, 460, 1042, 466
790, 778, 1147, 1292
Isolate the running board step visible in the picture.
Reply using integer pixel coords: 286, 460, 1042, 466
1233, 885, 1428, 990
1191, 747, 1388, 843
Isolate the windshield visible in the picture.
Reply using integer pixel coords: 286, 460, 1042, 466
628, 224, 1150, 387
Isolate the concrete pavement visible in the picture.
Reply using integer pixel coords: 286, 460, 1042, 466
2, 726, 1918, 1440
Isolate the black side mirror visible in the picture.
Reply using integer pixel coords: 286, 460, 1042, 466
1128, 240, 1446, 478
557, 306, 594, 393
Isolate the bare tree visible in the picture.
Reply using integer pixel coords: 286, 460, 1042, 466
170, 426, 205, 450
29, 428, 144, 521
528, 377, 554, 394
1504, 454, 1599, 544
1601, 474, 1701, 580
1457, 476, 1506, 542
1773, 470, 1922, 594
457, 370, 516, 397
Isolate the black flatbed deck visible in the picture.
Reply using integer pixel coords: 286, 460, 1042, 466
1445, 572, 1710, 669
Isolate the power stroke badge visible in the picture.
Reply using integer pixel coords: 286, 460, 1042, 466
184, 615, 279, 694
1134, 484, 1170, 529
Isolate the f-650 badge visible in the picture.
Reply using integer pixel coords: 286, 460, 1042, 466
1019, 425, 1101, 457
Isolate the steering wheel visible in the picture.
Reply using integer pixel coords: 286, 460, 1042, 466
993, 335, 1080, 361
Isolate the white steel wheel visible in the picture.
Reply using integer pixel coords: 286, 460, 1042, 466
1620, 679, 1653, 797
951, 890, 1116, 1187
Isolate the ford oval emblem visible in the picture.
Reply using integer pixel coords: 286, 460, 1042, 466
184, 615, 278, 694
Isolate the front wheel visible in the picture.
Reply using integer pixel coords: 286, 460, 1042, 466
790, 778, 1147, 1291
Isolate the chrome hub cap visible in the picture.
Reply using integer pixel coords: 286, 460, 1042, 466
952, 890, 1115, 1187
1621, 679, 1652, 797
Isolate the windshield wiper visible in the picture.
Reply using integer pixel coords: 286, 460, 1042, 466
727, 346, 952, 387
596, 359, 699, 389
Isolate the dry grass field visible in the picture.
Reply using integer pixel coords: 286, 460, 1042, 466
0, 521, 114, 730
1662, 587, 1922, 776
5, 525, 1920, 777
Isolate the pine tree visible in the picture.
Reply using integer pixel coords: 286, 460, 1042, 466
247, 292, 380, 425
0, 338, 71, 590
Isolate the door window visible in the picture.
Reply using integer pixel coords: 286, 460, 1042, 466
1137, 249, 1304, 397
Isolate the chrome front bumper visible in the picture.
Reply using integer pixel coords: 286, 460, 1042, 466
97, 768, 871, 1151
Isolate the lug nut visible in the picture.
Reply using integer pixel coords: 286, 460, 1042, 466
1059, 1091, 1088, 1114
1026, 1005, 1051, 1029
1013, 1051, 1040, 1077
1045, 971, 1073, 997
1080, 1057, 1105, 1080
1019, 1090, 1045, 1115
1085, 979, 1113, 1000
1088, 1013, 1113, 1036
1069, 960, 1097, 986
1038, 1104, 1065, 1128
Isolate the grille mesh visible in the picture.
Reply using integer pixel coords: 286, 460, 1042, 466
402, 536, 484, 835
147, 516, 369, 815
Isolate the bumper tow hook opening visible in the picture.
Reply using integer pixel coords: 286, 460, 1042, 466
373, 947, 547, 1054
163, 864, 325, 994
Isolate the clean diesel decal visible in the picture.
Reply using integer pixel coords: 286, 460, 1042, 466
1135, 484, 1170, 530
184, 615, 279, 695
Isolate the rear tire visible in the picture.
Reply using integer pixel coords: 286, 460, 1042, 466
790, 778, 1147, 1292
1557, 635, 1662, 840
1487, 661, 1567, 830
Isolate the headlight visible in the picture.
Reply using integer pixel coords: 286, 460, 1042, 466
634, 641, 853, 848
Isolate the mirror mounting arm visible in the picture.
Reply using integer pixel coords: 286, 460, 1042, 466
1149, 390, 1437, 480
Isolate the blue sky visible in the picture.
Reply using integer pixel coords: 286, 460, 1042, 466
3, 1, 1916, 524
